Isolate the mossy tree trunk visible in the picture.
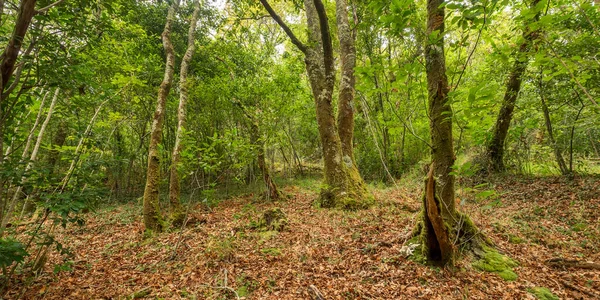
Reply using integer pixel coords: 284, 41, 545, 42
260, 0, 372, 209
487, 0, 540, 172
420, 0, 457, 266
142, 1, 178, 232
169, 0, 200, 226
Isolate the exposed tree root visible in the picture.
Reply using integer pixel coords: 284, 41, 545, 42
546, 258, 600, 270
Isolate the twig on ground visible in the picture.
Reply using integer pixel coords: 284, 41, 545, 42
197, 269, 240, 299
308, 284, 325, 300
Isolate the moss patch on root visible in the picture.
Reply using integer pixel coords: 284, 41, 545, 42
253, 208, 288, 232
472, 246, 518, 281
527, 287, 559, 300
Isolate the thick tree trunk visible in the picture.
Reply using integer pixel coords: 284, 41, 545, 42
0, 0, 37, 93
169, 0, 200, 225
304, 0, 371, 209
142, 1, 178, 232
260, 0, 372, 209
487, 0, 540, 172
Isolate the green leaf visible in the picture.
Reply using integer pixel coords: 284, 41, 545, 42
0, 238, 28, 267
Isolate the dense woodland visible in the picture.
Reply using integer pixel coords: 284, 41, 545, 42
0, 0, 599, 298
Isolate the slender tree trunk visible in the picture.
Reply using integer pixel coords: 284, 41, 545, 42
250, 123, 280, 200
487, 0, 540, 172
569, 103, 584, 173
169, 0, 200, 225
142, 1, 178, 232
1, 88, 58, 232
335, 0, 357, 161
59, 99, 108, 192
0, 0, 37, 226
538, 73, 569, 175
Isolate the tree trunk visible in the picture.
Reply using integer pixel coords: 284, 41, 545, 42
487, 0, 540, 172
169, 0, 200, 225
419, 0, 456, 266
1, 88, 58, 233
304, 0, 371, 209
335, 0, 357, 162
260, 0, 372, 209
538, 72, 569, 175
250, 123, 280, 200
142, 1, 178, 232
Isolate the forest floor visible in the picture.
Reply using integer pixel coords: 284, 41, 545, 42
8, 174, 600, 299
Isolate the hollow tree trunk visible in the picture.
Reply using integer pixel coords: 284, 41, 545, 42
142, 1, 178, 232
169, 0, 200, 225
418, 0, 457, 266
487, 0, 540, 172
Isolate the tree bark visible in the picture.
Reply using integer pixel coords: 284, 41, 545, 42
305, 0, 371, 208
0, 0, 37, 93
335, 0, 357, 161
259, 0, 372, 209
1, 88, 58, 233
169, 0, 200, 225
420, 0, 456, 265
487, 0, 540, 172
142, 1, 178, 232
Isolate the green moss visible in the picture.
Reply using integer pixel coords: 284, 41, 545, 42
252, 208, 288, 232
260, 247, 282, 256
408, 237, 427, 264
527, 287, 559, 300
508, 234, 524, 244
473, 248, 518, 281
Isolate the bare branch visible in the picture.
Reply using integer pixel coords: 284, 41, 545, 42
259, 0, 307, 54
36, 0, 65, 14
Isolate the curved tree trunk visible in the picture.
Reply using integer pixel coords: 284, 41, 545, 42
169, 0, 200, 225
487, 0, 540, 172
142, 1, 178, 232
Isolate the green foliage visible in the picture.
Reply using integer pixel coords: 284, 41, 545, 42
0, 238, 28, 269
